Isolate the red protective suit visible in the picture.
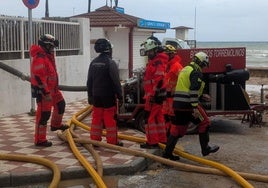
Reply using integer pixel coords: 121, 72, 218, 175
90, 106, 118, 144
143, 52, 168, 145
162, 55, 183, 134
30, 45, 65, 144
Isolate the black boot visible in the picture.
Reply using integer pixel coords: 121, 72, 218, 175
166, 127, 170, 138
199, 132, 219, 156
51, 124, 69, 131
162, 135, 180, 161
164, 114, 171, 138
116, 141, 124, 146
35, 140, 52, 147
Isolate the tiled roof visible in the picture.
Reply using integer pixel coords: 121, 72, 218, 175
172, 26, 193, 30
73, 6, 140, 27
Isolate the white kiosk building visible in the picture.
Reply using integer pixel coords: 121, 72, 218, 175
74, 6, 170, 79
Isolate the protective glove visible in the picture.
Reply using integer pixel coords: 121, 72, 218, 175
88, 96, 93, 105
149, 96, 155, 104
156, 80, 163, 89
44, 94, 52, 101
144, 110, 149, 118
192, 108, 204, 121
154, 88, 167, 104
201, 94, 211, 102
118, 98, 123, 107
166, 91, 172, 98
116, 94, 123, 106
164, 114, 170, 122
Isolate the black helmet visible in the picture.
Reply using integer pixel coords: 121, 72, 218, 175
38, 34, 59, 48
94, 38, 113, 53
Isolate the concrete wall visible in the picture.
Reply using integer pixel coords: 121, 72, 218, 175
90, 27, 130, 80
90, 27, 155, 80
247, 67, 268, 78
0, 18, 90, 118
108, 28, 130, 80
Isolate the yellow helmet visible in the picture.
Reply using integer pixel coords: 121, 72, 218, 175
164, 44, 177, 54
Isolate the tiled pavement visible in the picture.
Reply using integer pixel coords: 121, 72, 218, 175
0, 99, 154, 187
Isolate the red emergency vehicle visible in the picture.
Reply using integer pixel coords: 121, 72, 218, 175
117, 39, 264, 133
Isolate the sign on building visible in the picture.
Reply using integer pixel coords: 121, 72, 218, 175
138, 19, 170, 30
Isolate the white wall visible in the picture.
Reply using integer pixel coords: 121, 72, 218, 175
0, 55, 89, 118
90, 27, 154, 80
0, 59, 32, 117
0, 18, 90, 118
90, 27, 130, 80
108, 28, 130, 80
133, 31, 151, 70
56, 55, 89, 103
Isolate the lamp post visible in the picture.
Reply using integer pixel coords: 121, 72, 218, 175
194, 5, 197, 41
22, 0, 40, 115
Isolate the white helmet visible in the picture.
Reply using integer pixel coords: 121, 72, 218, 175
142, 38, 159, 52
194, 52, 209, 67
38, 34, 59, 47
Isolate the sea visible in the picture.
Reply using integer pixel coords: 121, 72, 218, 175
196, 41, 268, 68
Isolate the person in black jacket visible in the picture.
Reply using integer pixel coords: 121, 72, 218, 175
87, 38, 123, 146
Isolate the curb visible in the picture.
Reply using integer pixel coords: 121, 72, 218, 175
0, 149, 160, 187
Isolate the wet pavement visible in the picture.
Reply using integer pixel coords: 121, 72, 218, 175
0, 99, 157, 187
1, 99, 268, 188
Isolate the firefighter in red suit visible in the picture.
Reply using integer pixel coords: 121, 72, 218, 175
140, 37, 169, 148
163, 52, 219, 160
162, 45, 183, 137
30, 34, 69, 147
87, 38, 123, 146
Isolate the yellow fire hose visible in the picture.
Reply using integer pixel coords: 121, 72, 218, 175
64, 129, 107, 188
2, 104, 266, 188
0, 153, 60, 188
68, 106, 104, 177
69, 124, 104, 177
172, 146, 254, 188
67, 105, 268, 187
1, 62, 258, 187
59, 106, 107, 188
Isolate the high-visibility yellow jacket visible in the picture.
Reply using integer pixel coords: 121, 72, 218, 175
173, 62, 205, 110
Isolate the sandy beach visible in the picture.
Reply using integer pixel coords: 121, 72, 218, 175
243, 76, 268, 124
246, 76, 267, 103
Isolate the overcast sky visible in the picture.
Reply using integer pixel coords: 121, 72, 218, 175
1, 0, 267, 41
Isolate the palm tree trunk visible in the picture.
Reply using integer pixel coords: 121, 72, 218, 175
88, 0, 91, 13
45, 0, 49, 17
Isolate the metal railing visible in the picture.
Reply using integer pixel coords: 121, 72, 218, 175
0, 16, 80, 60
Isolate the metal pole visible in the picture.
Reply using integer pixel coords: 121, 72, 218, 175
194, 6, 196, 41
88, 0, 91, 13
28, 8, 35, 115
45, 0, 49, 18
261, 84, 264, 103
